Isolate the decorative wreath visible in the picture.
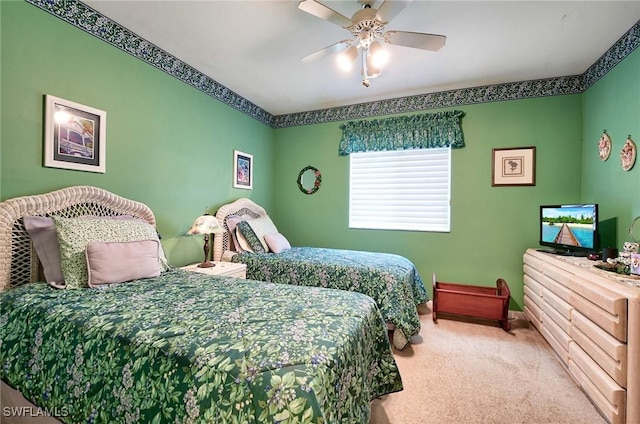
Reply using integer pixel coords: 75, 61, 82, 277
297, 165, 322, 195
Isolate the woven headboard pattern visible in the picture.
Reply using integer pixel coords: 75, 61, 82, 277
0, 186, 156, 291
213, 198, 267, 261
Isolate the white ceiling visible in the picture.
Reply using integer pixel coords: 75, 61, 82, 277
84, 0, 640, 116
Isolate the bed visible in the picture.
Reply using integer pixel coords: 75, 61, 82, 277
0, 186, 402, 424
213, 198, 428, 350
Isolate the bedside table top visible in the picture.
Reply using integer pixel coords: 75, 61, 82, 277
181, 261, 246, 278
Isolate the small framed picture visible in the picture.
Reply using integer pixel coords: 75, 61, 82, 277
44, 95, 107, 173
631, 253, 640, 275
233, 150, 253, 190
492, 147, 536, 186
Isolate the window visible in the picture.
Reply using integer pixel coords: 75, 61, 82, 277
349, 147, 451, 232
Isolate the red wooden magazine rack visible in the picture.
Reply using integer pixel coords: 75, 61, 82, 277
432, 273, 511, 331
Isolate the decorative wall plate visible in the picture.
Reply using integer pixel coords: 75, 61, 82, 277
598, 131, 611, 161
620, 136, 636, 171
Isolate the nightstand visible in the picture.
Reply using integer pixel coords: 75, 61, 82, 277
181, 262, 247, 279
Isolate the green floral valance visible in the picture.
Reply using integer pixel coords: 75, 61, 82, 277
338, 110, 465, 155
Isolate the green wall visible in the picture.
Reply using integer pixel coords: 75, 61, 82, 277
0, 1, 274, 267
272, 95, 584, 309
582, 47, 640, 246
1, 1, 638, 311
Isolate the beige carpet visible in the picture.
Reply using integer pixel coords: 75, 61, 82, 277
370, 303, 607, 424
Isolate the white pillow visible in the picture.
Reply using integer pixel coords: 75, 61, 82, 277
246, 215, 279, 252
264, 233, 291, 254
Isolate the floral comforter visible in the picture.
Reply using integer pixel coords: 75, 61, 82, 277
232, 247, 428, 348
0, 269, 402, 423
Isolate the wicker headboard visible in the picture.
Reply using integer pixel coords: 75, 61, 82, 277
0, 186, 156, 291
213, 198, 267, 261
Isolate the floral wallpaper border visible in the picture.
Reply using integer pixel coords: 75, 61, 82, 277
25, 1, 639, 129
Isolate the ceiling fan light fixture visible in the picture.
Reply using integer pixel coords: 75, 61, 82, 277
337, 45, 358, 72
368, 40, 388, 68
365, 53, 381, 78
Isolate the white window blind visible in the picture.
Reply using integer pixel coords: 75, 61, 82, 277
349, 147, 451, 232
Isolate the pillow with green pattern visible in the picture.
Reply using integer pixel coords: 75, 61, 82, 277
246, 215, 279, 252
236, 220, 266, 253
54, 216, 169, 289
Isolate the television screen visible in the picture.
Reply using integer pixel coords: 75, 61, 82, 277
539, 204, 599, 254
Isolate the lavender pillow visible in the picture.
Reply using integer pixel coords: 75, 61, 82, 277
264, 233, 291, 254
23, 216, 65, 286
86, 240, 161, 287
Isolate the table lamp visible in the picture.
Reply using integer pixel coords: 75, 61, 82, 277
187, 213, 224, 268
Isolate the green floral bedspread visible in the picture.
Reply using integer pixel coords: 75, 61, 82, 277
232, 247, 428, 346
0, 269, 402, 423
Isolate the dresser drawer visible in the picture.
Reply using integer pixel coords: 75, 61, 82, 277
543, 287, 572, 320
542, 293, 571, 335
524, 272, 544, 297
569, 342, 626, 424
542, 273, 572, 303
571, 310, 627, 387
571, 273, 628, 315
523, 254, 543, 272
542, 317, 571, 365
542, 263, 574, 290
543, 261, 628, 341
569, 291, 627, 342
524, 264, 543, 293
524, 296, 542, 329
524, 284, 542, 309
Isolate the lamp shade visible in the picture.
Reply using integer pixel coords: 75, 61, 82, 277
337, 45, 358, 72
187, 213, 224, 268
187, 214, 224, 235
369, 40, 388, 68
366, 53, 381, 78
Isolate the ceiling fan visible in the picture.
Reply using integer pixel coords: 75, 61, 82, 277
298, 0, 446, 87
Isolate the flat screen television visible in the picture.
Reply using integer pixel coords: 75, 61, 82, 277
539, 204, 599, 256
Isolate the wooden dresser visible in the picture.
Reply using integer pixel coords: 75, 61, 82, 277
523, 248, 640, 424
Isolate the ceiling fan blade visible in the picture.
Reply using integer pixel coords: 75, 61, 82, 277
301, 40, 352, 63
298, 0, 353, 28
384, 31, 446, 52
375, 0, 412, 24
